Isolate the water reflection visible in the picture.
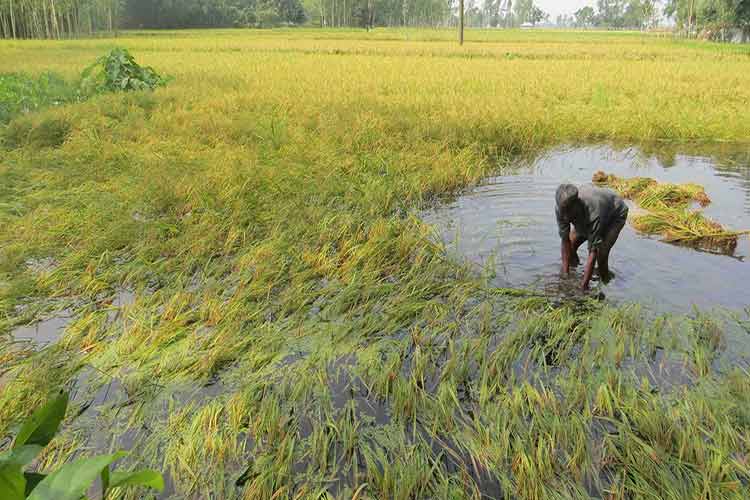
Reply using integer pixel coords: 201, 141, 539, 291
423, 144, 750, 313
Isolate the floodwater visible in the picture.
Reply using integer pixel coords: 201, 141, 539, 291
11, 311, 72, 348
10, 288, 137, 349
423, 145, 750, 313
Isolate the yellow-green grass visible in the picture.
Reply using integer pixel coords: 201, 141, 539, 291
1, 29, 750, 499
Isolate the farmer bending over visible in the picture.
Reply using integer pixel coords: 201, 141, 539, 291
556, 183, 628, 290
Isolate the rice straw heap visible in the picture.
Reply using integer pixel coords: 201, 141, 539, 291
592, 171, 746, 254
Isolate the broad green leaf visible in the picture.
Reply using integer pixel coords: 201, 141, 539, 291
24, 472, 47, 496
14, 392, 68, 449
0, 445, 43, 467
27, 452, 126, 500
109, 469, 164, 492
0, 463, 26, 500
100, 462, 110, 497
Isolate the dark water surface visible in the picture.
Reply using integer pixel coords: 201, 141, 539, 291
423, 145, 750, 314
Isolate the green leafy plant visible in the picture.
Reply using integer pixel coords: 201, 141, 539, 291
0, 392, 163, 500
0, 73, 75, 124
79, 48, 170, 96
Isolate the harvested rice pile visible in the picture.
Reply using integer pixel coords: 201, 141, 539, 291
593, 171, 744, 254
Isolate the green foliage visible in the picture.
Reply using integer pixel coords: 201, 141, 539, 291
0, 49, 168, 130
0, 73, 75, 124
0, 393, 164, 499
13, 392, 68, 449
121, 0, 306, 29
80, 48, 170, 95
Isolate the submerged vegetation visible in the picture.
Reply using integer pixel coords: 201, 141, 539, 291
593, 171, 747, 253
1, 29, 750, 498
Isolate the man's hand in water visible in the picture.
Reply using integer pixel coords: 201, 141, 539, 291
581, 249, 597, 290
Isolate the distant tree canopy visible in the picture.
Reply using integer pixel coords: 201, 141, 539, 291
0, 0, 121, 39
2, 0, 749, 38
571, 0, 660, 29
570, 0, 749, 30
120, 0, 305, 29
0, 0, 306, 38
664, 0, 750, 31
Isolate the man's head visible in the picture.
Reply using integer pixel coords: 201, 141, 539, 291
556, 184, 580, 216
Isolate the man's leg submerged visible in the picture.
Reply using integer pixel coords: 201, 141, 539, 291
597, 218, 626, 283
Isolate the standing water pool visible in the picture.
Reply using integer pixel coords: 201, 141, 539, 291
423, 145, 750, 314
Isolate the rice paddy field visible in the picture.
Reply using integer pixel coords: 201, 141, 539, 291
2, 28, 750, 499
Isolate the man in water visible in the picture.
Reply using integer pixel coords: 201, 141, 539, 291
556, 183, 629, 290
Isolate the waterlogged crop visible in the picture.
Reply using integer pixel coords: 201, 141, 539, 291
1, 29, 750, 499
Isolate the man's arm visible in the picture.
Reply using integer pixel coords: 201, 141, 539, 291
581, 248, 597, 290
557, 207, 572, 274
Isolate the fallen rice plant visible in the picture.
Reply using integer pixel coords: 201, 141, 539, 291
593, 171, 747, 252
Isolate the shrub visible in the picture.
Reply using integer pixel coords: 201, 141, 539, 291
79, 48, 170, 96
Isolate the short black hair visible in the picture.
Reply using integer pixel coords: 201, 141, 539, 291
556, 184, 579, 211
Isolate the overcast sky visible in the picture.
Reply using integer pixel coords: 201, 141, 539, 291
535, 0, 596, 19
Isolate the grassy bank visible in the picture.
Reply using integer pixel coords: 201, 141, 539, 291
1, 29, 750, 499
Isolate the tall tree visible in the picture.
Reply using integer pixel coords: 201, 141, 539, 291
574, 5, 596, 26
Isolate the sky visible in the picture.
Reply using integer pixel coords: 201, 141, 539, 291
534, 0, 596, 20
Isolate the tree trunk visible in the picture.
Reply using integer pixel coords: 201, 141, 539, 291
50, 0, 60, 39
9, 0, 16, 38
459, 0, 464, 45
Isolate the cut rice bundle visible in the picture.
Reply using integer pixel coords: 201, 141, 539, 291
593, 171, 744, 254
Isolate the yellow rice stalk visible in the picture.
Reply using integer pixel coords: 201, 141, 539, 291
593, 171, 745, 253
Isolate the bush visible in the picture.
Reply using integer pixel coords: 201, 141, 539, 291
79, 48, 170, 96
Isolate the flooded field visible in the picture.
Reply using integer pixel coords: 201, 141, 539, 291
4, 30, 750, 500
423, 145, 750, 313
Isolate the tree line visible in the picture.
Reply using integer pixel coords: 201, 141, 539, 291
1, 0, 120, 39
664, 0, 750, 34
2, 0, 749, 39
560, 0, 749, 31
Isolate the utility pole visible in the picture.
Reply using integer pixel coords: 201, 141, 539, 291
459, 0, 464, 45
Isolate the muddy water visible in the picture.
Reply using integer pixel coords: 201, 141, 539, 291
423, 145, 750, 313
